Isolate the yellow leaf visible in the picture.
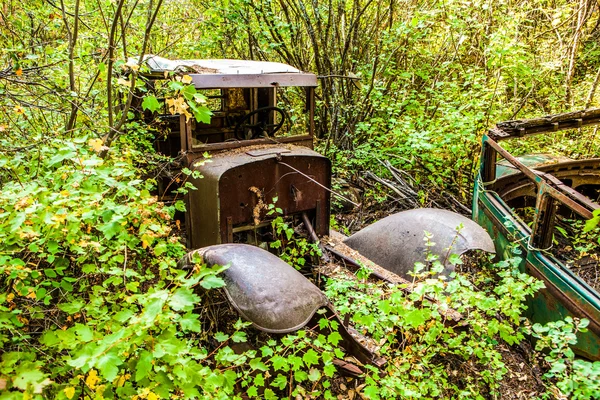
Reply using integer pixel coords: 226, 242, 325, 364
147, 392, 158, 400
51, 214, 67, 225
85, 369, 99, 390
15, 68, 22, 77
64, 387, 76, 399
13, 105, 25, 114
88, 138, 108, 153
6, 293, 14, 302
26, 290, 36, 299
181, 75, 193, 84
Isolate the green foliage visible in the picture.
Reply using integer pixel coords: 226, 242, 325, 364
325, 248, 544, 398
529, 317, 600, 399
1, 0, 599, 398
267, 198, 321, 269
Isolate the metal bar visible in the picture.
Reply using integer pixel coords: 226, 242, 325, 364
301, 212, 330, 263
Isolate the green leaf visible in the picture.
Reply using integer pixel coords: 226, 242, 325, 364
73, 324, 93, 342
154, 241, 168, 256
214, 332, 229, 342
13, 366, 50, 392
135, 350, 153, 382
584, 216, 600, 232
249, 358, 268, 371
231, 331, 247, 343
200, 275, 225, 289
404, 309, 426, 328
181, 84, 196, 100
247, 386, 258, 397
308, 368, 321, 382
302, 349, 319, 367
142, 95, 161, 112
58, 299, 85, 314
327, 331, 343, 346
271, 355, 289, 371
179, 313, 202, 333
96, 350, 122, 381
271, 374, 287, 390
169, 288, 199, 311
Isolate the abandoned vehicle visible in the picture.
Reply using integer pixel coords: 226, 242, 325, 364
474, 109, 600, 360
137, 55, 497, 368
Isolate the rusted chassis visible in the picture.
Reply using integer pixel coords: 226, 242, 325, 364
474, 108, 600, 360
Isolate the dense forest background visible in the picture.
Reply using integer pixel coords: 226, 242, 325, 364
1, 0, 600, 399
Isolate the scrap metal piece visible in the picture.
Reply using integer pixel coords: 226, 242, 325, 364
179, 244, 328, 333
343, 208, 495, 279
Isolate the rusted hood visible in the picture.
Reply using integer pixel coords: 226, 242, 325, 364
343, 208, 495, 279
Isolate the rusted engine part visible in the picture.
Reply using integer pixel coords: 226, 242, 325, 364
343, 208, 496, 281
178, 243, 386, 368
186, 145, 331, 249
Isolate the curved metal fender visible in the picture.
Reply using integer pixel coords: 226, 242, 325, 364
178, 244, 328, 334
343, 208, 495, 279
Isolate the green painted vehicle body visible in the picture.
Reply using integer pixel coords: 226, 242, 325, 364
473, 110, 600, 360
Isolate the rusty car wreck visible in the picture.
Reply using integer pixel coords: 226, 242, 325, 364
474, 109, 600, 360
139, 55, 496, 369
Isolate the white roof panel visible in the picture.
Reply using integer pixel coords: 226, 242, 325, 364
136, 55, 317, 88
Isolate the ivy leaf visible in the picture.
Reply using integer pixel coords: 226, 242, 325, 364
584, 215, 600, 232
264, 389, 277, 400
404, 309, 426, 328
135, 351, 153, 382
302, 349, 319, 367
327, 331, 343, 346
308, 368, 321, 382
231, 331, 247, 343
247, 386, 258, 397
271, 355, 289, 371
96, 350, 122, 381
200, 275, 225, 289
249, 358, 268, 371
323, 363, 336, 378
169, 288, 199, 311
214, 332, 229, 342
13, 367, 50, 392
58, 299, 84, 314
179, 313, 201, 333
73, 323, 93, 342
271, 374, 287, 390
141, 95, 161, 112
294, 370, 308, 383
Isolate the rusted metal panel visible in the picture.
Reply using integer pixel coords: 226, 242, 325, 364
187, 135, 314, 153
491, 108, 600, 140
186, 145, 331, 248
343, 208, 495, 280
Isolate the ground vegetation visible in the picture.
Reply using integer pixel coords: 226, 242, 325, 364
1, 0, 600, 398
